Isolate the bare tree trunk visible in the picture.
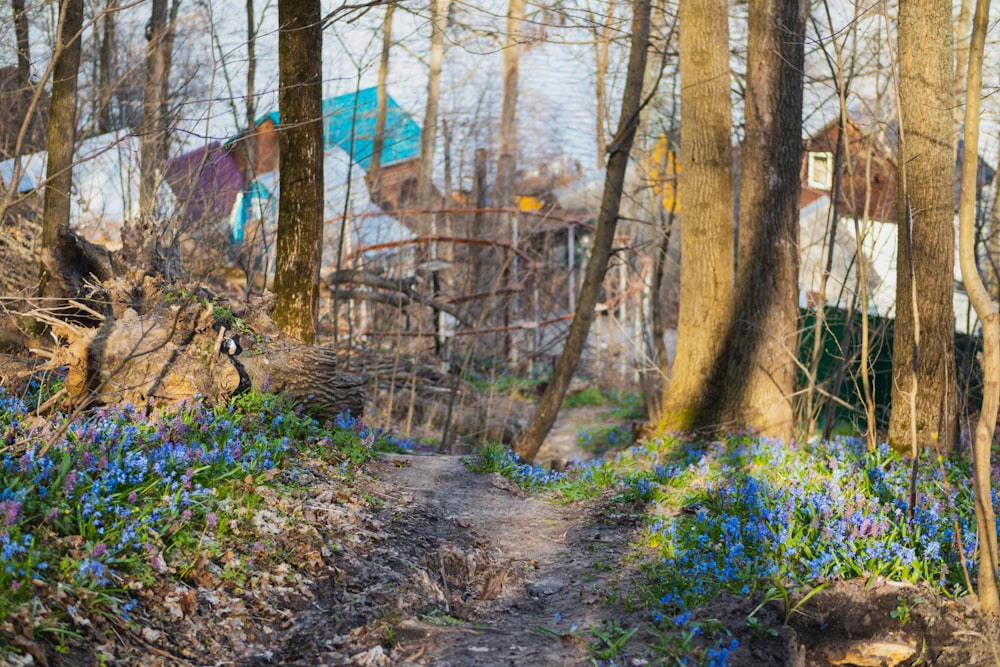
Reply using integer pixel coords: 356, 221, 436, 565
12, 0, 30, 84
516, 0, 651, 462
589, 0, 616, 169
97, 0, 118, 134
39, 0, 84, 298
659, 0, 734, 431
956, 0, 999, 616
704, 0, 805, 440
494, 0, 524, 209
416, 0, 449, 218
888, 0, 957, 453
368, 2, 394, 204
140, 0, 170, 216
273, 0, 324, 343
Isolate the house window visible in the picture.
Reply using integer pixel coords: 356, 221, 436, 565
807, 151, 834, 190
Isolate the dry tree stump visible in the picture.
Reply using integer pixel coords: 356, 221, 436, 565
44, 276, 365, 419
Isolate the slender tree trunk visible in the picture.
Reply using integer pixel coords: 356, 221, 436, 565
140, 0, 169, 216
39, 0, 84, 297
369, 2, 394, 203
956, 0, 999, 615
12, 0, 30, 84
516, 0, 651, 462
97, 0, 118, 134
658, 0, 734, 431
247, 0, 255, 129
888, 0, 957, 453
273, 0, 324, 343
704, 0, 804, 439
590, 0, 616, 168
416, 0, 449, 218
495, 0, 523, 209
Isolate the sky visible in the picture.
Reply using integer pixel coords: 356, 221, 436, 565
2, 0, 999, 186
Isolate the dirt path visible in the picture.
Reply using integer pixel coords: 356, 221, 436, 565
366, 453, 638, 666
534, 406, 604, 467
259, 412, 643, 667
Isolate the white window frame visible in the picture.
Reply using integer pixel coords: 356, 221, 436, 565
807, 151, 834, 190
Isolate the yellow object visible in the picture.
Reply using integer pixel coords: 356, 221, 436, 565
649, 134, 681, 213
517, 195, 544, 211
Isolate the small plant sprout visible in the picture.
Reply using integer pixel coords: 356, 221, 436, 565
749, 581, 829, 626
890, 594, 922, 627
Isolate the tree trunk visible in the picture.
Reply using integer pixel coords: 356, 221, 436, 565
12, 0, 30, 84
888, 0, 957, 453
416, 0, 449, 221
97, 0, 118, 134
494, 0, 523, 209
659, 0, 734, 432
273, 0, 324, 343
953, 0, 973, 129
704, 0, 804, 440
140, 0, 169, 217
955, 0, 999, 615
39, 0, 84, 298
516, 0, 651, 462
589, 0, 616, 169
368, 2, 394, 204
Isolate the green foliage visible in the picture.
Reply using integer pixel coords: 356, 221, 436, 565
562, 386, 609, 409
890, 594, 922, 627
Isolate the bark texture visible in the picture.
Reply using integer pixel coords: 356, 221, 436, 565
273, 0, 324, 343
39, 0, 84, 297
139, 0, 168, 216
888, 0, 957, 452
45, 281, 364, 419
516, 0, 650, 462
659, 0, 734, 431
703, 0, 804, 439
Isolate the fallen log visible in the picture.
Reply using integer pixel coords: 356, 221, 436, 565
44, 277, 365, 419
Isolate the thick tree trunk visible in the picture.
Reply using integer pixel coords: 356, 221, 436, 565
140, 0, 169, 217
888, 0, 957, 453
704, 0, 804, 440
273, 0, 324, 343
516, 0, 650, 462
39, 0, 84, 298
659, 0, 734, 432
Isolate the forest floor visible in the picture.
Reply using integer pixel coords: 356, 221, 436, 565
4, 403, 1000, 667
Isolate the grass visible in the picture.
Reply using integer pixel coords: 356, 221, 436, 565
468, 430, 993, 665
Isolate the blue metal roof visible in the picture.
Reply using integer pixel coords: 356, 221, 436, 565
260, 87, 421, 170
